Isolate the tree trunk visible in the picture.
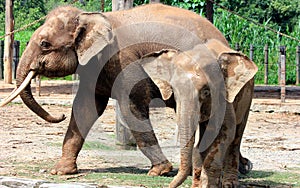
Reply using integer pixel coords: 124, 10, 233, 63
206, 0, 214, 23
112, 0, 133, 11
112, 0, 136, 149
100, 0, 105, 12
4, 0, 14, 84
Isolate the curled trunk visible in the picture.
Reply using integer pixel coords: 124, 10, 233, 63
14, 50, 66, 123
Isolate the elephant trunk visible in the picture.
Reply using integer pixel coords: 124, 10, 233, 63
1, 45, 66, 123
17, 71, 66, 123
169, 96, 200, 188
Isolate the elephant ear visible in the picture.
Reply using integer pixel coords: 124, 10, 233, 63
74, 12, 114, 65
219, 52, 257, 103
206, 39, 258, 103
140, 49, 178, 100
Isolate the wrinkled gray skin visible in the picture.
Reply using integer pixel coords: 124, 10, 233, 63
2, 4, 253, 187
141, 40, 257, 187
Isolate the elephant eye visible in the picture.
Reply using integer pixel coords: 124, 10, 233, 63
200, 88, 210, 100
40, 40, 51, 48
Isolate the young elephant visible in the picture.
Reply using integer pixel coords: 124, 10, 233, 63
140, 39, 257, 187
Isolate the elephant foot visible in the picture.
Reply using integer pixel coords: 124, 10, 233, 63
147, 160, 173, 176
222, 180, 239, 188
238, 157, 253, 175
50, 158, 78, 175
222, 172, 239, 188
192, 167, 201, 187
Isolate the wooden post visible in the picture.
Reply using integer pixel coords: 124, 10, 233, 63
279, 46, 286, 103
112, 0, 133, 11
235, 43, 240, 52
72, 74, 79, 80
0, 40, 4, 79
100, 0, 105, 12
249, 44, 254, 61
264, 44, 269, 85
206, 0, 214, 23
115, 102, 137, 150
278, 47, 281, 84
12, 40, 20, 79
112, 0, 136, 149
296, 46, 300, 85
35, 75, 41, 97
4, 0, 14, 84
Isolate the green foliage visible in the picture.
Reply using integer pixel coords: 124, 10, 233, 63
162, 0, 205, 14
13, 0, 46, 31
217, 0, 300, 32
214, 8, 300, 84
44, 0, 104, 12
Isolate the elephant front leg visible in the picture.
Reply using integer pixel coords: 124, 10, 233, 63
192, 122, 206, 188
222, 109, 252, 186
51, 90, 109, 175
199, 103, 236, 187
50, 114, 83, 175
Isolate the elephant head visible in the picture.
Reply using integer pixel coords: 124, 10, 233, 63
141, 39, 258, 148
139, 39, 257, 187
0, 6, 114, 123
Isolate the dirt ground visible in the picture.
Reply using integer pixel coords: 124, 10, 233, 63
0, 81, 300, 186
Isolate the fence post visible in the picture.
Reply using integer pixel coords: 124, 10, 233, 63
115, 101, 137, 150
278, 47, 281, 84
4, 0, 14, 84
72, 74, 79, 80
279, 46, 286, 103
113, 0, 136, 150
35, 75, 41, 96
235, 43, 240, 52
264, 44, 269, 85
0, 41, 4, 79
249, 44, 254, 61
13, 40, 20, 79
296, 46, 300, 85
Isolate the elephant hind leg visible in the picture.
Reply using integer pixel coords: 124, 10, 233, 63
147, 160, 173, 176
130, 129, 173, 176
118, 96, 172, 176
239, 153, 253, 175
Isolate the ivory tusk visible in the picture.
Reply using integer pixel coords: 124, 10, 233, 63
0, 71, 36, 107
3, 87, 17, 101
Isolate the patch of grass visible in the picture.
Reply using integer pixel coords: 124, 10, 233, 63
82, 141, 114, 151
41, 75, 74, 81
240, 170, 300, 187
81, 172, 192, 187
6, 160, 300, 187
48, 141, 113, 151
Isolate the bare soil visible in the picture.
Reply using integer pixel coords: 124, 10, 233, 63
0, 81, 300, 186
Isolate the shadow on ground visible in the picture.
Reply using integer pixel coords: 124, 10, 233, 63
239, 170, 296, 188
77, 167, 297, 187
79, 166, 179, 177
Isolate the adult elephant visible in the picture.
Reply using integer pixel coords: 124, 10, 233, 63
1, 4, 251, 186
